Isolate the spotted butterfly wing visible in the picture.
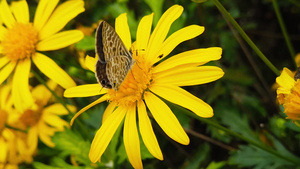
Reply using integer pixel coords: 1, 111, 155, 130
95, 21, 133, 90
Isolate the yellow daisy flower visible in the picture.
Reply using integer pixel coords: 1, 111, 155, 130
0, 0, 85, 111
276, 67, 300, 120
65, 5, 224, 168
0, 85, 33, 168
13, 81, 77, 154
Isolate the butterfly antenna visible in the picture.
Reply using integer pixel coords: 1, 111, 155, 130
99, 85, 104, 93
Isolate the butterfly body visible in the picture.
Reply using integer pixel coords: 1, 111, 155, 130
95, 21, 133, 90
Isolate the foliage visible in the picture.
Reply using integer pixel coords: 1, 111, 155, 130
1, 0, 300, 168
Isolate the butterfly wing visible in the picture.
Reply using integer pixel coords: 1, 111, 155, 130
95, 21, 133, 90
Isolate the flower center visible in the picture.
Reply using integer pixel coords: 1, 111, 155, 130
108, 53, 153, 106
284, 80, 300, 120
0, 109, 8, 133
2, 23, 39, 61
19, 103, 42, 127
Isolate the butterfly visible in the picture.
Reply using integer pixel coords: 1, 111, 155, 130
95, 21, 134, 91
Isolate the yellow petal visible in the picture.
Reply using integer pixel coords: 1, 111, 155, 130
27, 126, 38, 154
38, 123, 55, 147
0, 138, 8, 162
43, 113, 69, 131
276, 67, 295, 95
154, 66, 224, 86
151, 25, 204, 64
136, 13, 153, 51
115, 13, 131, 50
145, 5, 183, 62
36, 30, 84, 51
39, 0, 85, 40
0, 0, 16, 28
0, 25, 7, 41
124, 105, 143, 169
102, 102, 117, 124
153, 47, 222, 73
12, 59, 33, 111
11, 0, 29, 23
89, 106, 126, 163
0, 84, 11, 108
150, 84, 213, 118
32, 52, 76, 89
64, 84, 108, 98
85, 55, 97, 73
44, 103, 76, 115
144, 92, 189, 145
137, 101, 163, 160
33, 0, 59, 31
0, 60, 15, 85
31, 80, 57, 105
70, 94, 110, 126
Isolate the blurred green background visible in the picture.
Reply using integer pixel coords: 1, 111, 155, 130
25, 0, 300, 168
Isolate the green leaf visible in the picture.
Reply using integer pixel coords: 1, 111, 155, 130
206, 161, 227, 169
33, 162, 61, 169
229, 145, 293, 169
144, 0, 164, 26
74, 36, 95, 50
229, 135, 300, 169
185, 143, 210, 169
192, 0, 208, 3
52, 128, 91, 166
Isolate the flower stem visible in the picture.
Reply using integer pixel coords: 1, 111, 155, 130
210, 0, 280, 76
180, 106, 300, 165
5, 124, 27, 133
272, 0, 296, 67
32, 70, 93, 140
32, 70, 73, 115
289, 0, 300, 8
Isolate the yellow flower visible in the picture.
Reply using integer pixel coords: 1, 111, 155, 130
14, 81, 77, 154
65, 5, 224, 169
0, 85, 33, 168
276, 67, 300, 120
0, 0, 85, 111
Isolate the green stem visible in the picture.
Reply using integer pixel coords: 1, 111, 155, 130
210, 0, 280, 76
32, 70, 73, 115
272, 0, 296, 67
181, 107, 300, 165
5, 124, 27, 133
32, 70, 93, 140
289, 0, 300, 8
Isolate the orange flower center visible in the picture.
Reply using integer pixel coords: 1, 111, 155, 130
284, 80, 300, 120
2, 23, 39, 61
108, 53, 153, 106
0, 109, 8, 133
19, 103, 42, 127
